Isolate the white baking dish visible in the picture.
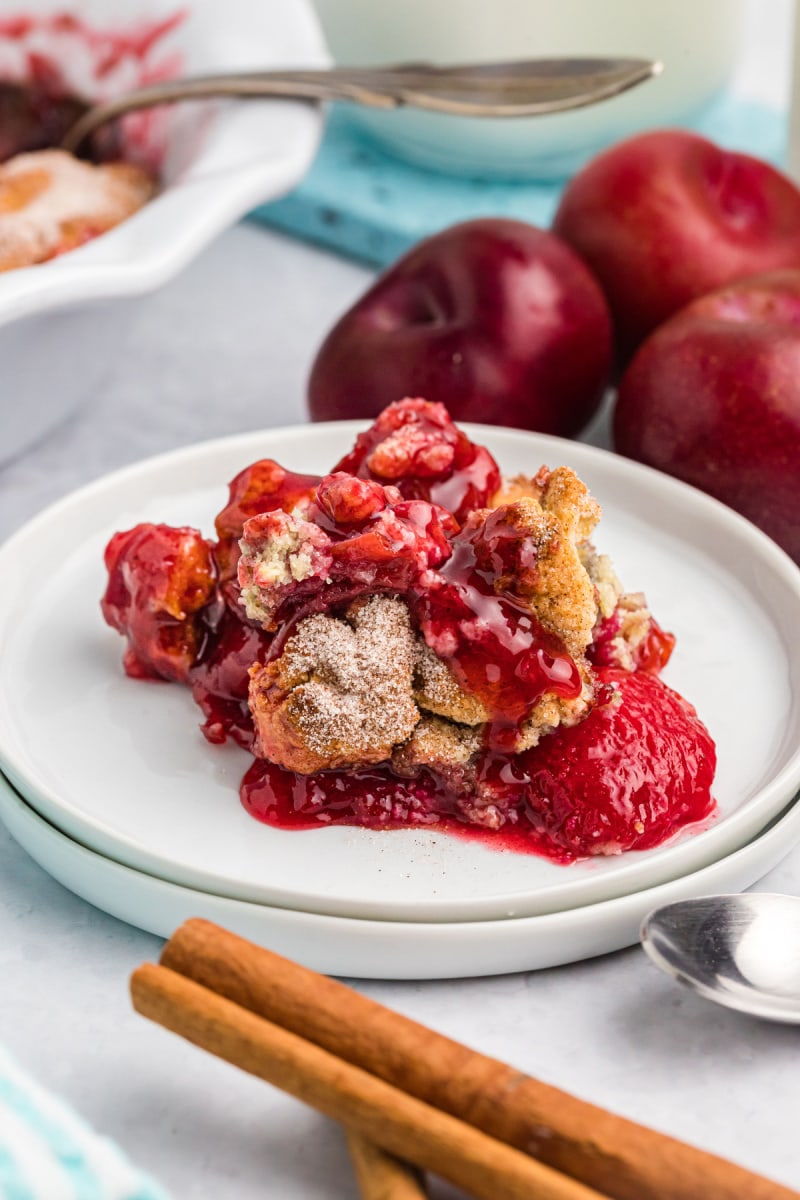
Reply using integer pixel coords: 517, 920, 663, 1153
0, 0, 326, 462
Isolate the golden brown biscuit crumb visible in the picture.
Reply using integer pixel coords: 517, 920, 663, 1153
490, 468, 601, 662
393, 715, 481, 775
413, 641, 489, 726
249, 595, 420, 773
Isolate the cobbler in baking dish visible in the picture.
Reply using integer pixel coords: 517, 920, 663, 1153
0, 12, 183, 270
101, 400, 716, 861
0, 148, 153, 270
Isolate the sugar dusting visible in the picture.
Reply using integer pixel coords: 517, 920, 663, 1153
283, 595, 420, 758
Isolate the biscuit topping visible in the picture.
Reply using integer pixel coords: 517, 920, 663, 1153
101, 398, 714, 861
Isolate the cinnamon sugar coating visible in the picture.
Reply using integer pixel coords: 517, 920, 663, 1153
249, 596, 420, 774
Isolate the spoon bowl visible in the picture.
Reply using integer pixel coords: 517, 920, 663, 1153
641, 893, 800, 1024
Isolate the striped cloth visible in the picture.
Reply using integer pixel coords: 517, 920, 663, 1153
0, 1048, 169, 1200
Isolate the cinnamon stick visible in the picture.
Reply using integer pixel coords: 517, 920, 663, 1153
131, 962, 607, 1200
345, 1131, 429, 1200
160, 919, 798, 1200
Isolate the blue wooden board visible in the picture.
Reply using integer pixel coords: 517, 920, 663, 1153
251, 95, 788, 268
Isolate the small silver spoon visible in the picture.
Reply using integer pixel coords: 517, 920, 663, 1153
61, 56, 661, 155
641, 894, 800, 1024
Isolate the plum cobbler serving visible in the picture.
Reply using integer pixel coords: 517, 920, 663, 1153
101, 400, 716, 862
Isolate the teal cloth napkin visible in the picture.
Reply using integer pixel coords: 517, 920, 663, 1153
253, 93, 789, 268
0, 1047, 168, 1200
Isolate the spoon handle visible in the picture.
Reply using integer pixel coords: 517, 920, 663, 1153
61, 57, 660, 153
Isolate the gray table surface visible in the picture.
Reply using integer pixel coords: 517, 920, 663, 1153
1, 222, 799, 1197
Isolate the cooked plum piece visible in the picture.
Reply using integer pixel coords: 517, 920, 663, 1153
333, 397, 501, 524
213, 459, 319, 597
101, 523, 217, 682
518, 669, 716, 855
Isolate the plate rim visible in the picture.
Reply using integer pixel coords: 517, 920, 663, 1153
1, 421, 800, 922
2, 769, 799, 979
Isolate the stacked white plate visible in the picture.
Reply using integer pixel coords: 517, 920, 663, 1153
1, 423, 799, 979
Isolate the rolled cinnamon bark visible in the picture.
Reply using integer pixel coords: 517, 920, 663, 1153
131, 963, 606, 1200
160, 919, 798, 1200
345, 1131, 429, 1200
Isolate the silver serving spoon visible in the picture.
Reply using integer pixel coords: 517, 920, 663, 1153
61, 57, 661, 155
641, 894, 800, 1024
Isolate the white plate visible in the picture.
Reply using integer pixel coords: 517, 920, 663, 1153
2, 770, 799, 980
1, 424, 799, 922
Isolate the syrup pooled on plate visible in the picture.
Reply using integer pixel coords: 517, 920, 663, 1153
101, 398, 717, 860
238, 667, 715, 864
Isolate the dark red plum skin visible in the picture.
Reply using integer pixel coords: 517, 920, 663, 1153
308, 218, 613, 438
554, 130, 800, 358
614, 270, 800, 562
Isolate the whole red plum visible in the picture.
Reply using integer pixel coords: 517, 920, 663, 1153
553, 130, 800, 357
614, 271, 800, 562
307, 218, 612, 437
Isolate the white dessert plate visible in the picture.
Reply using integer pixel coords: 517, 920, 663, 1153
0, 424, 799, 923
2, 770, 798, 979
